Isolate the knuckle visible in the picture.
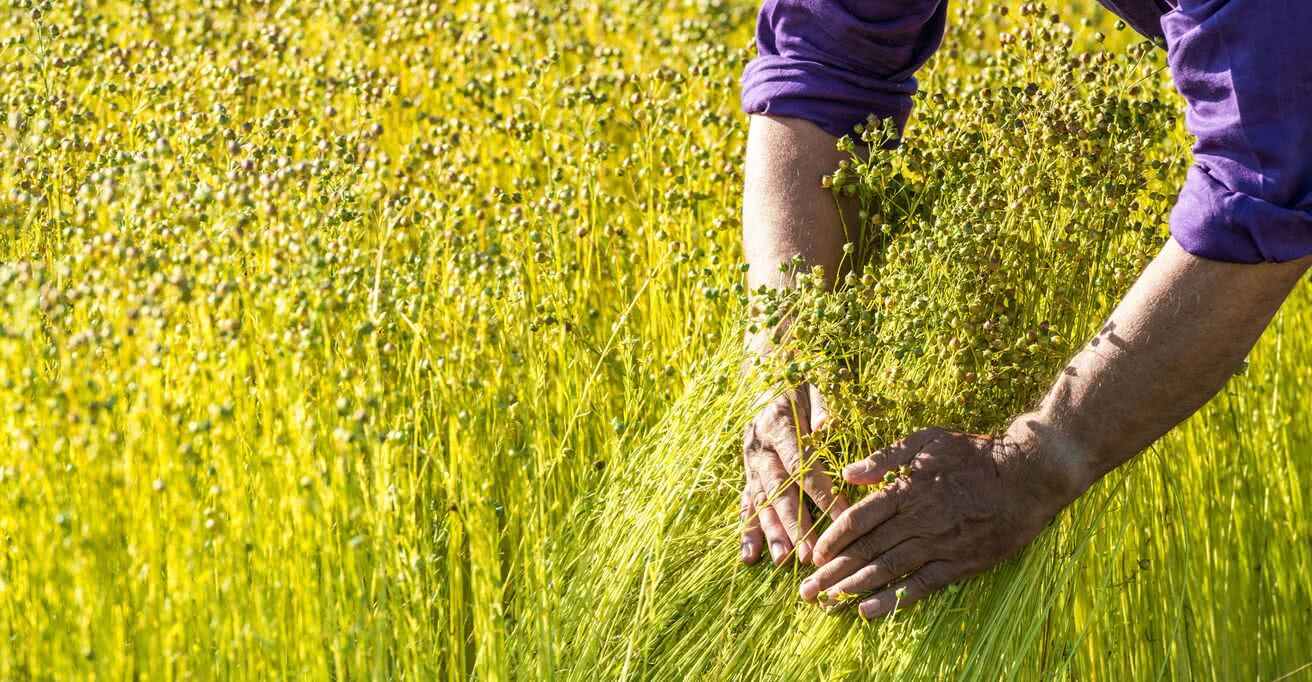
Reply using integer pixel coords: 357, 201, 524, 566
919, 563, 954, 591
760, 461, 789, 485
852, 533, 880, 559
826, 518, 855, 548
769, 483, 798, 505
744, 443, 774, 467
762, 414, 790, 435
841, 565, 877, 592
804, 478, 832, 501
855, 493, 885, 520
743, 424, 764, 452
837, 507, 863, 535
879, 549, 911, 578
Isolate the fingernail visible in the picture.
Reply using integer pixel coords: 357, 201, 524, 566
798, 540, 813, 564
841, 463, 860, 479
859, 597, 888, 620
799, 577, 817, 601
769, 542, 785, 564
741, 541, 751, 562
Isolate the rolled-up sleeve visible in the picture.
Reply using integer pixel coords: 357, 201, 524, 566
741, 0, 948, 140
1163, 0, 1312, 263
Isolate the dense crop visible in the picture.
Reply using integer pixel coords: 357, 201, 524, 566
0, 0, 1309, 679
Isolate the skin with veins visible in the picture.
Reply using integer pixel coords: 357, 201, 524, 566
803, 240, 1311, 619
737, 114, 1312, 619
738, 114, 859, 567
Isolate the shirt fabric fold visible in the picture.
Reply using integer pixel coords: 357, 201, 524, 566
741, 0, 1312, 263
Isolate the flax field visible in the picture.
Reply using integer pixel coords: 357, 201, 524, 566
0, 0, 1309, 679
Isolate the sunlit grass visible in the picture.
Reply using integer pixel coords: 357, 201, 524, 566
0, 0, 1308, 679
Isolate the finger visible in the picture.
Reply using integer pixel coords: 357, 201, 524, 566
762, 393, 823, 558
807, 382, 829, 432
801, 464, 849, 521
755, 497, 792, 566
758, 459, 816, 564
842, 428, 943, 485
740, 486, 765, 564
858, 560, 960, 620
812, 483, 903, 566
768, 391, 808, 474
802, 384, 850, 518
811, 540, 929, 608
749, 470, 795, 565
798, 553, 865, 602
800, 525, 916, 602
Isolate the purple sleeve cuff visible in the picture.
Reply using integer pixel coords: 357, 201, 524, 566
741, 0, 947, 140
741, 56, 915, 139
1171, 166, 1312, 263
1163, 0, 1312, 263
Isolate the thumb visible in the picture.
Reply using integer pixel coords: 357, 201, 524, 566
843, 428, 942, 485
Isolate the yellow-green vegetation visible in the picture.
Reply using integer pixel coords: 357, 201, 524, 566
1, 0, 1309, 679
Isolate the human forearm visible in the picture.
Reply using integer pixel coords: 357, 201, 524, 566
1013, 238, 1312, 502
738, 114, 858, 564
744, 117, 852, 294
743, 114, 859, 359
805, 238, 1312, 617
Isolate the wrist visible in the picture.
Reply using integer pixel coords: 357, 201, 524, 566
1004, 411, 1100, 508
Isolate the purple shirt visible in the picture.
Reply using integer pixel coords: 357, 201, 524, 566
742, 0, 1312, 263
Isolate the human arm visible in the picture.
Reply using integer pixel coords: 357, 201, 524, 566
798, 0, 1312, 616
739, 115, 853, 566
738, 0, 949, 566
801, 238, 1312, 618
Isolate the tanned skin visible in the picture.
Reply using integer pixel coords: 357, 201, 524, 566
739, 114, 1312, 619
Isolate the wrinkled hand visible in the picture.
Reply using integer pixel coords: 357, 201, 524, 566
799, 427, 1073, 619
740, 383, 850, 566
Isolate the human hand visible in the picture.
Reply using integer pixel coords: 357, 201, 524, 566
798, 426, 1080, 618
740, 382, 850, 566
